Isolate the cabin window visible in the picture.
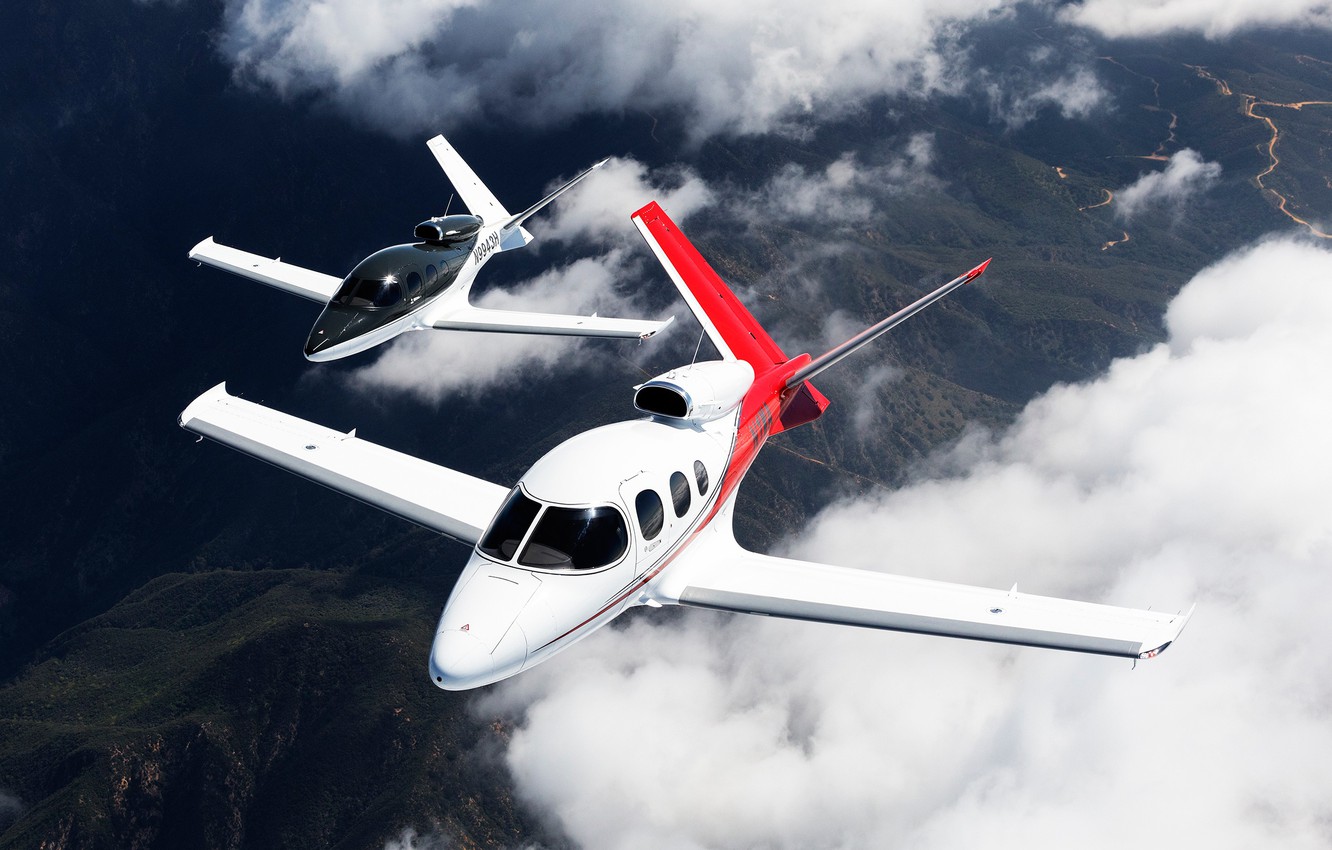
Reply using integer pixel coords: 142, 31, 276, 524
518, 506, 627, 570
405, 271, 422, 298
478, 488, 541, 561
670, 471, 691, 517
425, 264, 438, 284
635, 489, 664, 540
693, 460, 709, 496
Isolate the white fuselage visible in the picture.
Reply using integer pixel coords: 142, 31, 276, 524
428, 413, 737, 690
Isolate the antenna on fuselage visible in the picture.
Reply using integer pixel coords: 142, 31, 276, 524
690, 326, 705, 366
443, 193, 455, 216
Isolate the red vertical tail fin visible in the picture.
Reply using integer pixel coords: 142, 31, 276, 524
632, 202, 829, 432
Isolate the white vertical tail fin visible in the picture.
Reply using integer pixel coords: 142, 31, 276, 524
426, 135, 510, 224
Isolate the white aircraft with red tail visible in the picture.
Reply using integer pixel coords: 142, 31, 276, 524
180, 201, 1193, 690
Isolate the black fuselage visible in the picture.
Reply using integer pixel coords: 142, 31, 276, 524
304, 235, 477, 359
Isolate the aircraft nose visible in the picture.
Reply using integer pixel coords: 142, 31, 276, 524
304, 307, 359, 361
303, 324, 340, 361
429, 629, 495, 690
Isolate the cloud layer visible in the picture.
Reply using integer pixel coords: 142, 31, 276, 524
480, 236, 1332, 849
1060, 0, 1332, 39
217, 0, 1021, 139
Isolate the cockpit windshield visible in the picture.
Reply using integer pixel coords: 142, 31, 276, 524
478, 488, 628, 571
333, 275, 403, 309
519, 506, 627, 570
479, 489, 541, 561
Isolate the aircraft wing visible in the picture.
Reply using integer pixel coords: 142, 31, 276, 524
179, 383, 508, 544
190, 237, 341, 304
429, 303, 673, 339
660, 527, 1192, 660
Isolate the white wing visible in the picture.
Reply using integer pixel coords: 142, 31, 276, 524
430, 303, 673, 339
179, 384, 508, 544
658, 518, 1192, 660
189, 237, 341, 304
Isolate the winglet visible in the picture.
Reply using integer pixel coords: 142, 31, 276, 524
965, 258, 992, 282
1137, 603, 1196, 660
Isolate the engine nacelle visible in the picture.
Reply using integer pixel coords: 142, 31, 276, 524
633, 360, 755, 424
415, 214, 483, 245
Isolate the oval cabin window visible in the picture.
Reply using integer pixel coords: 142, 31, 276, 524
635, 489, 664, 540
670, 471, 691, 517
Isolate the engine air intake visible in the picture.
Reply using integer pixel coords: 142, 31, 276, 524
415, 214, 483, 245
634, 385, 689, 419
632, 360, 754, 424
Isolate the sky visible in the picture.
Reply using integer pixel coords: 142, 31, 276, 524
129, 0, 1332, 846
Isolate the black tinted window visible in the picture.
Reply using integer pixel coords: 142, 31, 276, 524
333, 276, 402, 308
479, 489, 541, 561
635, 489, 664, 540
426, 264, 438, 283
405, 271, 422, 296
519, 506, 627, 570
694, 460, 709, 496
670, 472, 690, 517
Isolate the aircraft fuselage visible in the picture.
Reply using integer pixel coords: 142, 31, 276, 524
304, 223, 482, 361
428, 360, 808, 689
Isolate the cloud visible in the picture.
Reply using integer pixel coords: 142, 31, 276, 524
479, 236, 1332, 849
744, 134, 941, 225
382, 827, 453, 850
1115, 149, 1221, 220
216, 0, 1018, 140
982, 59, 1109, 130
537, 158, 714, 248
1060, 0, 1332, 39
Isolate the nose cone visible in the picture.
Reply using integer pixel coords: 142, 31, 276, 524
428, 561, 540, 690
304, 306, 361, 361
429, 629, 495, 691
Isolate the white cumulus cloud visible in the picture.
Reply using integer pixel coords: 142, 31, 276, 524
750, 134, 941, 224
216, 0, 1017, 139
1115, 148, 1221, 220
479, 235, 1332, 850
1060, 0, 1332, 39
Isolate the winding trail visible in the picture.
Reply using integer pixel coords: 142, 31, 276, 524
1102, 231, 1130, 251
1190, 65, 1332, 239
1079, 189, 1114, 212
1100, 56, 1179, 161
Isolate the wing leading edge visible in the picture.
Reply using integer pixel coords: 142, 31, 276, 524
659, 518, 1192, 660
189, 237, 341, 303
179, 384, 508, 544
431, 304, 673, 339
